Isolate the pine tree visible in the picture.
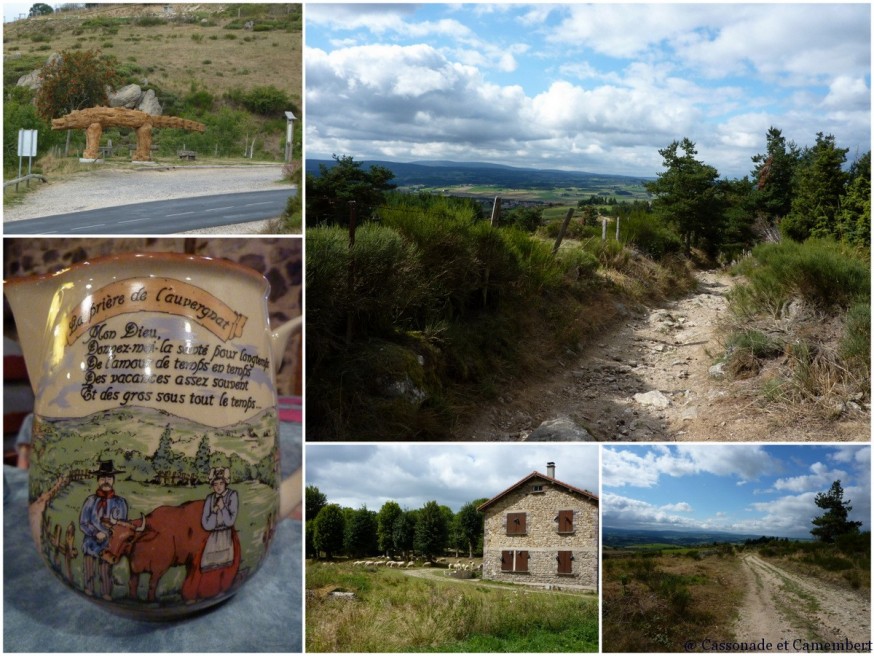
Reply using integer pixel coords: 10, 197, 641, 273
194, 435, 211, 483
811, 480, 862, 543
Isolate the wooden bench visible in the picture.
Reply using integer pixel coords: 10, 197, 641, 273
177, 150, 197, 161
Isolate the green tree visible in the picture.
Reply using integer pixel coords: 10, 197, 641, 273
29, 3, 53, 16
312, 504, 346, 559
783, 133, 848, 242
456, 499, 487, 558
306, 154, 396, 226
392, 510, 416, 560
345, 505, 378, 557
810, 480, 863, 543
377, 500, 403, 556
838, 151, 871, 247
35, 48, 119, 121
306, 485, 328, 520
645, 138, 724, 256
414, 500, 448, 561
751, 126, 801, 223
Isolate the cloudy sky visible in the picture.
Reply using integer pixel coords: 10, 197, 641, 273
306, 443, 598, 512
306, 3, 870, 178
603, 444, 871, 538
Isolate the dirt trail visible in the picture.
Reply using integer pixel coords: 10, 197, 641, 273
734, 554, 871, 651
453, 270, 867, 441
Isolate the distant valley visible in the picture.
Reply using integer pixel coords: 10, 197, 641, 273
306, 158, 652, 201
603, 526, 785, 548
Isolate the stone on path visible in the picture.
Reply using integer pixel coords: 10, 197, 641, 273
633, 390, 671, 408
525, 416, 596, 441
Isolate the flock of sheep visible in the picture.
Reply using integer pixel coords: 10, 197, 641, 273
350, 556, 483, 573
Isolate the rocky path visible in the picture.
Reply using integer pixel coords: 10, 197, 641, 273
734, 554, 871, 651
453, 268, 868, 441
453, 270, 736, 441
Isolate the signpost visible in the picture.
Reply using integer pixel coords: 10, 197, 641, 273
16, 129, 38, 191
284, 111, 296, 163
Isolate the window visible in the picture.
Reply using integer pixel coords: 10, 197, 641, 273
556, 551, 574, 574
557, 510, 574, 534
501, 550, 530, 573
557, 550, 574, 575
532, 484, 544, 493
506, 512, 527, 535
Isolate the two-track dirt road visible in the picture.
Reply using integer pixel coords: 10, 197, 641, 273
733, 554, 871, 651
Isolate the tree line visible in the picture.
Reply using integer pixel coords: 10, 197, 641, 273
306, 485, 487, 561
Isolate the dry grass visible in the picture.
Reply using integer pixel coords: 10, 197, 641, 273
602, 550, 746, 653
4, 3, 301, 102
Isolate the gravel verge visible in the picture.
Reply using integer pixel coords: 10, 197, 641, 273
4, 165, 293, 223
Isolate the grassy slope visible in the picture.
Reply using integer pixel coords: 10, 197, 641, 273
306, 560, 598, 653
4, 3, 301, 101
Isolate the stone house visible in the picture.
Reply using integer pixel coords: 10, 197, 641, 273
478, 462, 598, 590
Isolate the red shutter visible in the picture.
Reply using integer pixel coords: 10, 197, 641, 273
557, 550, 573, 574
516, 550, 529, 573
558, 510, 574, 533
501, 550, 512, 572
506, 512, 527, 535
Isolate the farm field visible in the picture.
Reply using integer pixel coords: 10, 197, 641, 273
305, 559, 598, 652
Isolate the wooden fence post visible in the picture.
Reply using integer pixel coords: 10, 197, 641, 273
490, 196, 501, 226
346, 201, 357, 346
552, 208, 575, 254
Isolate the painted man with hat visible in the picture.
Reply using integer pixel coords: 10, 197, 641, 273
79, 459, 128, 599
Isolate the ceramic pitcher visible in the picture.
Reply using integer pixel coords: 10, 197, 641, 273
5, 252, 301, 620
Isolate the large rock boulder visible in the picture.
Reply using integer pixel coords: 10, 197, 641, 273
525, 416, 596, 441
108, 83, 142, 109
16, 69, 42, 91
136, 89, 162, 115
16, 52, 61, 91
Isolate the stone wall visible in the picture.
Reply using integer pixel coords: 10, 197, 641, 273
3, 237, 302, 396
482, 476, 598, 589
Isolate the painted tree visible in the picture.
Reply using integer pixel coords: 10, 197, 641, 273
645, 138, 724, 256
414, 500, 448, 561
810, 480, 863, 543
194, 435, 211, 482
312, 504, 346, 559
151, 425, 175, 485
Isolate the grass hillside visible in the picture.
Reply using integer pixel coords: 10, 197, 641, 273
4, 3, 301, 173
4, 3, 301, 100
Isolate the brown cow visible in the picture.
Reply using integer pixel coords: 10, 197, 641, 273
100, 499, 240, 603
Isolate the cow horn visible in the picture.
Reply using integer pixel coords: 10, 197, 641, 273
135, 514, 146, 533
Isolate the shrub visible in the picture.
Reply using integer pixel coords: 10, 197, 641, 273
731, 239, 869, 317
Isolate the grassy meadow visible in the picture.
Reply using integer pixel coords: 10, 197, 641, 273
602, 547, 745, 653
306, 560, 598, 652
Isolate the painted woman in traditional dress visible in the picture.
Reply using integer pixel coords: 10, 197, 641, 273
186, 467, 242, 600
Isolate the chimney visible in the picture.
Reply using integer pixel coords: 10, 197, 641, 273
546, 461, 555, 478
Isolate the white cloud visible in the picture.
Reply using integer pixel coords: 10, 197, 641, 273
307, 4, 870, 177
603, 445, 779, 488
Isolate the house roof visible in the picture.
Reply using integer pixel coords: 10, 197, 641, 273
477, 470, 599, 512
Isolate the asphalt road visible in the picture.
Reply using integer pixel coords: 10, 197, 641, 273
3, 188, 295, 234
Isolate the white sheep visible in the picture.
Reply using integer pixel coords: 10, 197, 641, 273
406, 561, 414, 567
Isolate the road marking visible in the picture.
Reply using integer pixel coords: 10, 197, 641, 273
72, 224, 106, 231
205, 206, 235, 212
118, 218, 146, 224
166, 211, 196, 217
242, 201, 273, 207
